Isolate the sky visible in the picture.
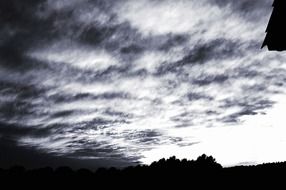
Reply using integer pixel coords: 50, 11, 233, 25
1, 0, 286, 169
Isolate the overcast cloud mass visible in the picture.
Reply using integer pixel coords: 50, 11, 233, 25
1, 0, 286, 168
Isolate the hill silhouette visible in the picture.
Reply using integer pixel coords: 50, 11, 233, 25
0, 154, 285, 188
262, 0, 286, 50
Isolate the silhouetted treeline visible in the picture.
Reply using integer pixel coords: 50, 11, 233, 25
0, 154, 285, 188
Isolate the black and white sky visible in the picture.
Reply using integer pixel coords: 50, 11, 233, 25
1, 0, 286, 168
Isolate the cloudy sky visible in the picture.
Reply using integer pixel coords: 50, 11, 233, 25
1, 0, 286, 168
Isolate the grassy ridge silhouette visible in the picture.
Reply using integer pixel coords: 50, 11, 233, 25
0, 154, 285, 188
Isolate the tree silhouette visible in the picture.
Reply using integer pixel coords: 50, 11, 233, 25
1, 154, 286, 188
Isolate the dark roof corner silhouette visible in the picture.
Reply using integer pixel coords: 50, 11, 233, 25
262, 0, 286, 51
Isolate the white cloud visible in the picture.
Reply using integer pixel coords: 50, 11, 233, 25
29, 42, 119, 71
117, 0, 217, 35
140, 95, 286, 166
132, 51, 183, 73
8, 0, 286, 167
116, 0, 267, 41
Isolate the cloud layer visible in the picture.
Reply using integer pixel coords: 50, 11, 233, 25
1, 0, 286, 167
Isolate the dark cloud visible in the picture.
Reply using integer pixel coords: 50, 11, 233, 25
180, 39, 237, 64
211, 0, 269, 10
0, 81, 47, 122
187, 92, 213, 101
232, 67, 260, 79
0, 138, 133, 169
103, 108, 133, 118
123, 129, 162, 145
120, 44, 144, 54
0, 122, 50, 139
220, 109, 259, 124
170, 112, 197, 128
79, 25, 117, 46
222, 98, 275, 111
219, 98, 275, 124
51, 110, 78, 118
192, 74, 229, 86
0, 0, 59, 68
0, 0, 125, 70
64, 139, 137, 161
51, 92, 132, 104
155, 39, 245, 75
0, 0, 285, 168
158, 34, 189, 51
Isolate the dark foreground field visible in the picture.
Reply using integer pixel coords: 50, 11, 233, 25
1, 154, 286, 188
